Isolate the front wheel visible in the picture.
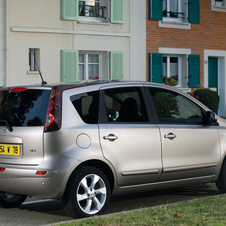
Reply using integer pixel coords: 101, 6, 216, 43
0, 194, 27, 208
216, 158, 226, 193
62, 166, 111, 219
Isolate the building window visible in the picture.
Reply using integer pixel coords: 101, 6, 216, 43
79, 52, 102, 80
29, 48, 40, 72
79, 0, 106, 22
162, 0, 185, 22
61, 0, 124, 24
215, 0, 225, 7
149, 53, 200, 89
149, 0, 199, 24
163, 56, 182, 87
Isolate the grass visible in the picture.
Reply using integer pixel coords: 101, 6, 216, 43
57, 194, 226, 226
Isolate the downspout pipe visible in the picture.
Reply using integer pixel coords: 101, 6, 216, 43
5, 0, 9, 87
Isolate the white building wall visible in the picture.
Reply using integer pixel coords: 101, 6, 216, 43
130, 0, 146, 81
0, 0, 5, 86
5, 0, 146, 86
8, 32, 73, 85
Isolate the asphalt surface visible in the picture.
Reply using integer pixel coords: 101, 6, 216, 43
0, 183, 221, 226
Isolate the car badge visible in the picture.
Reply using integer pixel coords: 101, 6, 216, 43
3, 127, 8, 134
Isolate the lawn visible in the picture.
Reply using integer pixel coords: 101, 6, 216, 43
57, 194, 226, 226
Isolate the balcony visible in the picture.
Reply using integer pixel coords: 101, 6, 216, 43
79, 3, 106, 19
163, 10, 185, 19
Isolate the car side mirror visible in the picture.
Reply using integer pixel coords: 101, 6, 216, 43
206, 111, 217, 125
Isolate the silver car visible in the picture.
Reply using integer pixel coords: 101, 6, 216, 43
0, 81, 225, 218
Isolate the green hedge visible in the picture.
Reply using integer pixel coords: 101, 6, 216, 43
193, 89, 219, 114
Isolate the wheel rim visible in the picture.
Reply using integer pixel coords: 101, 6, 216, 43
1, 194, 22, 203
76, 174, 107, 215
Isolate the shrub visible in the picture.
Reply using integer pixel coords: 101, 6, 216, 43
187, 92, 199, 100
193, 89, 220, 113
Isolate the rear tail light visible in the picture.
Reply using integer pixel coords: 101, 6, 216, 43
0, 168, 6, 172
45, 99, 55, 128
44, 84, 85, 133
44, 87, 61, 132
11, 87, 27, 93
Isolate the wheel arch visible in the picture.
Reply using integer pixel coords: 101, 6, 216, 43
213, 150, 226, 183
64, 159, 115, 195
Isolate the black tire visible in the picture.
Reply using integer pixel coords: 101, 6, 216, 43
62, 166, 111, 219
216, 158, 226, 193
0, 194, 27, 208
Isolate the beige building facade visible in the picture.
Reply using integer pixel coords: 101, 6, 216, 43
0, 0, 146, 86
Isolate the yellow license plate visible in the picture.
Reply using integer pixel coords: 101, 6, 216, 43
0, 144, 20, 156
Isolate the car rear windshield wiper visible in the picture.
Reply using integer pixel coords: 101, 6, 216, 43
0, 120, 13, 132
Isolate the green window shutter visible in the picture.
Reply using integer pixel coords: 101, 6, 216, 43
188, 0, 200, 24
149, 53, 163, 84
110, 51, 124, 80
61, 0, 79, 20
188, 54, 200, 88
149, 0, 163, 21
61, 50, 78, 82
111, 0, 124, 24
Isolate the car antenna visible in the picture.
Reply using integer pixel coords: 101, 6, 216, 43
31, 49, 47, 85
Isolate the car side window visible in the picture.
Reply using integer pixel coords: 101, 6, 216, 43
148, 88, 204, 125
70, 91, 99, 124
104, 87, 148, 123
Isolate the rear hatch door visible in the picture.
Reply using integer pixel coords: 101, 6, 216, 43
0, 87, 51, 165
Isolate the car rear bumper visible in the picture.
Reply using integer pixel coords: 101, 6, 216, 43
0, 166, 62, 198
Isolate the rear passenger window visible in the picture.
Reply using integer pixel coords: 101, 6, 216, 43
148, 88, 204, 124
104, 87, 148, 123
70, 91, 99, 124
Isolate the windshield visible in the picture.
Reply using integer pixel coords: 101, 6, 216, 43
0, 89, 51, 127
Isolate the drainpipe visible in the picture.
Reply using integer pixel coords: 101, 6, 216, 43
5, 0, 9, 87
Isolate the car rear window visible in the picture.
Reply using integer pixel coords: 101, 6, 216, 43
0, 89, 51, 127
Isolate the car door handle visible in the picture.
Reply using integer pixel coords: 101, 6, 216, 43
164, 133, 177, 140
103, 134, 118, 142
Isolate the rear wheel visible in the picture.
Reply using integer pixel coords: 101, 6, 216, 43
0, 194, 27, 208
62, 166, 111, 219
216, 158, 226, 193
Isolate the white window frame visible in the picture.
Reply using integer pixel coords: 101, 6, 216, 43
204, 50, 226, 116
162, 0, 185, 23
215, 0, 225, 7
79, 51, 103, 80
29, 48, 40, 72
163, 55, 183, 87
160, 48, 192, 90
212, 0, 226, 11
79, 0, 104, 23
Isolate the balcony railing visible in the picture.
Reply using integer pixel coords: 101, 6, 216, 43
79, 4, 106, 19
163, 10, 185, 19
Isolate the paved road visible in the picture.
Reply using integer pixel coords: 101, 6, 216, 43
0, 183, 221, 226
